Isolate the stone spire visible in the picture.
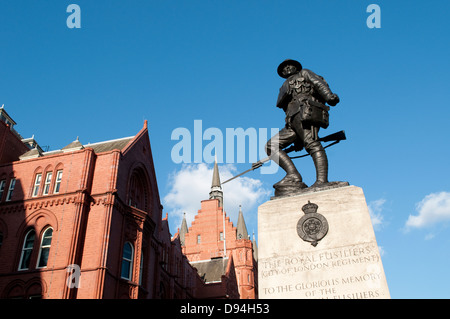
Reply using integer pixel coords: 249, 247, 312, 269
179, 212, 188, 246
209, 158, 223, 207
236, 205, 249, 240
252, 231, 258, 261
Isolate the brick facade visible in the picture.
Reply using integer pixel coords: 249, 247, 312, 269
177, 162, 258, 299
0, 111, 205, 299
0, 108, 257, 299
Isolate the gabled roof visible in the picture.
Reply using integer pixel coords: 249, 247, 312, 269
84, 136, 134, 153
191, 258, 229, 283
19, 147, 43, 160
61, 138, 84, 152
39, 136, 134, 158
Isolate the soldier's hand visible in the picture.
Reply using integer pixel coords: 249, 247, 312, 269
328, 94, 340, 106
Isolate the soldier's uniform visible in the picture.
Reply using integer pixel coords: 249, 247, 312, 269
266, 59, 339, 189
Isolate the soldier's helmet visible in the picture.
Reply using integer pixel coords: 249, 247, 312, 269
277, 59, 302, 78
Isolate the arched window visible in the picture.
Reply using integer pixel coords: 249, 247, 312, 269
26, 283, 42, 299
42, 172, 53, 195
121, 242, 134, 280
32, 173, 42, 197
128, 169, 148, 211
37, 227, 53, 268
54, 170, 63, 194
6, 178, 16, 202
19, 229, 35, 270
0, 179, 6, 201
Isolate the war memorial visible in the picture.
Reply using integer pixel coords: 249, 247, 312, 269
255, 59, 390, 299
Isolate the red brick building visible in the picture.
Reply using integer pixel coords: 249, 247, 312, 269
0, 107, 258, 299
0, 107, 209, 299
176, 161, 258, 299
0, 107, 257, 299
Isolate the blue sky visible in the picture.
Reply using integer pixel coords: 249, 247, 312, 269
1, 1, 449, 298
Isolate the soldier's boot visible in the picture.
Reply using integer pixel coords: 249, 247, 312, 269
309, 144, 329, 188
273, 151, 308, 188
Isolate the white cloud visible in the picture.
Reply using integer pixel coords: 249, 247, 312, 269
424, 233, 435, 240
405, 191, 450, 230
368, 198, 386, 230
163, 163, 271, 232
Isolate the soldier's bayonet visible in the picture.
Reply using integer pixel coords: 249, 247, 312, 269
221, 157, 271, 185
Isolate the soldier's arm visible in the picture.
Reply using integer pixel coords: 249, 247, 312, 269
276, 80, 291, 109
303, 69, 339, 106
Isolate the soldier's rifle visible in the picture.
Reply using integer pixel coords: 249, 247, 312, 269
221, 130, 346, 185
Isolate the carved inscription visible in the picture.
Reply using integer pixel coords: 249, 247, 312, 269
260, 242, 386, 298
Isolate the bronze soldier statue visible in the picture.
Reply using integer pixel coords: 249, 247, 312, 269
266, 59, 341, 196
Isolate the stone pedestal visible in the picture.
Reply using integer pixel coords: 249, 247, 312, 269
258, 185, 390, 299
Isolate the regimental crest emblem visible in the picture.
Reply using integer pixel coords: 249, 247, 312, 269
297, 201, 328, 247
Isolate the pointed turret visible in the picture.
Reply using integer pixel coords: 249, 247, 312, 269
252, 231, 258, 261
211, 157, 221, 188
179, 212, 188, 246
236, 205, 249, 240
209, 158, 223, 207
